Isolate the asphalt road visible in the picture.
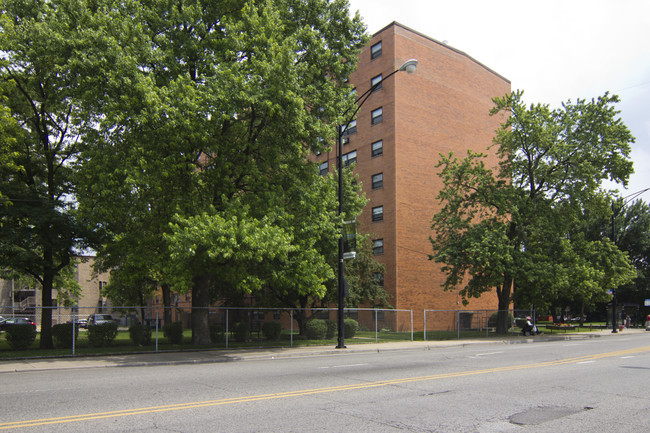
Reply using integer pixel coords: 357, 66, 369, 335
1, 332, 650, 432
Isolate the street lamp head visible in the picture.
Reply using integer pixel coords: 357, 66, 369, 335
399, 59, 418, 74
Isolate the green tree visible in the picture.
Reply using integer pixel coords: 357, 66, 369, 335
254, 167, 386, 335
430, 91, 636, 333
580, 198, 650, 313
341, 235, 390, 308
613, 200, 650, 307
0, 96, 21, 205
76, 0, 368, 344
0, 0, 126, 348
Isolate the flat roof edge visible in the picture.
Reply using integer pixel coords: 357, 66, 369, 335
374, 21, 511, 84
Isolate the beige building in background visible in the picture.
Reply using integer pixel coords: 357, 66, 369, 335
0, 256, 110, 325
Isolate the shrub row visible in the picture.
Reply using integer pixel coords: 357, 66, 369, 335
4, 325, 37, 350
87, 322, 119, 347
52, 323, 79, 349
304, 318, 358, 340
3, 323, 118, 350
163, 321, 184, 345
129, 323, 152, 346
3, 318, 362, 350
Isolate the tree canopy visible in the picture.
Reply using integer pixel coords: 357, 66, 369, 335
72, 0, 370, 344
429, 91, 637, 332
0, 0, 125, 347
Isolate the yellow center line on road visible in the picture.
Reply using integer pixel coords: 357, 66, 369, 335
3, 345, 650, 430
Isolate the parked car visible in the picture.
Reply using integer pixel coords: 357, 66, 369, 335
70, 317, 88, 328
86, 314, 116, 326
0, 317, 36, 331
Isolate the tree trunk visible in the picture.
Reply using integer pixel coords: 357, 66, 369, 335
161, 283, 172, 326
295, 296, 310, 336
139, 291, 146, 323
39, 267, 55, 349
191, 274, 211, 345
496, 273, 513, 334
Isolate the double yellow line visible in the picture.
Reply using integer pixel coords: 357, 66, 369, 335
3, 345, 649, 430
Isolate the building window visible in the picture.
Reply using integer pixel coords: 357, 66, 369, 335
372, 239, 384, 255
372, 205, 383, 222
371, 107, 383, 125
371, 74, 382, 90
343, 150, 357, 167
373, 309, 385, 321
372, 173, 383, 189
342, 119, 357, 137
373, 272, 384, 287
319, 161, 328, 176
371, 41, 382, 60
371, 140, 383, 157
345, 309, 359, 320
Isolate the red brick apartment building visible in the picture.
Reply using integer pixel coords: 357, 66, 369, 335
316, 22, 511, 329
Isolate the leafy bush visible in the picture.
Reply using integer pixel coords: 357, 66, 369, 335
210, 323, 225, 343
163, 321, 184, 345
52, 323, 79, 349
344, 318, 358, 338
5, 325, 37, 350
232, 322, 250, 342
87, 322, 118, 347
325, 320, 337, 339
305, 319, 327, 340
129, 323, 152, 346
262, 321, 282, 341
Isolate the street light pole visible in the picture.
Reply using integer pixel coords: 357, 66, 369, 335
336, 59, 418, 349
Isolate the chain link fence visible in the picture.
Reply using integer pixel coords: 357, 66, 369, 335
1, 305, 413, 356
423, 309, 537, 340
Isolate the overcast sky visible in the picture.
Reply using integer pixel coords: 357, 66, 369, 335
348, 0, 650, 198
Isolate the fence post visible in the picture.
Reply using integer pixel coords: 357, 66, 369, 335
290, 310, 293, 347
155, 310, 159, 353
71, 308, 75, 357
410, 310, 413, 341
225, 309, 229, 349
424, 310, 427, 341
375, 310, 378, 343
457, 311, 460, 340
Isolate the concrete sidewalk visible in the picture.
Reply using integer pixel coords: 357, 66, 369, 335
1, 328, 645, 374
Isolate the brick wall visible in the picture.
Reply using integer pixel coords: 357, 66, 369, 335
348, 23, 511, 328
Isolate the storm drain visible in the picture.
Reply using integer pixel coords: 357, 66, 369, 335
510, 406, 592, 425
